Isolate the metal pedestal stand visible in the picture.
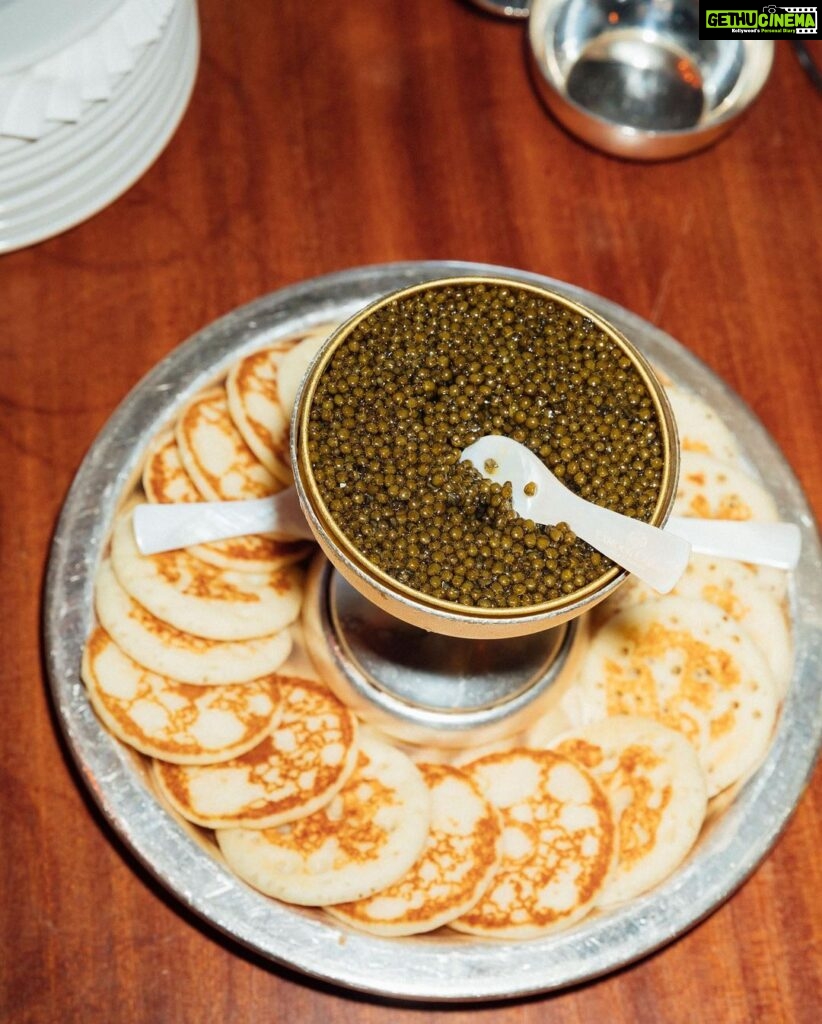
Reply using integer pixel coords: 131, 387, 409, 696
302, 557, 586, 748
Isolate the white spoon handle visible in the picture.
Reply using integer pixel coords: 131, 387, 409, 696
132, 488, 313, 555
528, 490, 692, 593
666, 516, 801, 570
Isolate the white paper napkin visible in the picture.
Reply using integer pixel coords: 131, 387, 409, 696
0, 0, 176, 140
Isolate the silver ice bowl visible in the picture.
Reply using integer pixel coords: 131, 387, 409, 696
527, 0, 774, 160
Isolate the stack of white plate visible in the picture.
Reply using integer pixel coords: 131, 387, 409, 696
0, 0, 199, 253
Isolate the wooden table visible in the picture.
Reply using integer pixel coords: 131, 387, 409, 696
2, 2, 820, 1021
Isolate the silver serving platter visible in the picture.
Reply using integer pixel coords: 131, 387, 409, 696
44, 261, 822, 1003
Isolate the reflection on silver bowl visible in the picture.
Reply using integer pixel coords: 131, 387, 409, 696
528, 0, 774, 160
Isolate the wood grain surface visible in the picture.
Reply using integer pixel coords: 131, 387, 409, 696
1, 2, 820, 1022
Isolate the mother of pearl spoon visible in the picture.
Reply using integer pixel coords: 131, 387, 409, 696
462, 435, 690, 593
133, 435, 801, 589
461, 436, 800, 578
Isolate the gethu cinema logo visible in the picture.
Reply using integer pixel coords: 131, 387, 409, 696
705, 6, 817, 29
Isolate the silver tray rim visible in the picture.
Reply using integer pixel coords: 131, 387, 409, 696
43, 260, 822, 1003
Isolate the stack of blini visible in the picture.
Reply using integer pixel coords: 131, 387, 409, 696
82, 326, 791, 939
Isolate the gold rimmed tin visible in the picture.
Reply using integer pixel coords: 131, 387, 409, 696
292, 276, 680, 639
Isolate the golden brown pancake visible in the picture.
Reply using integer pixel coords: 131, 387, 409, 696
94, 558, 292, 685
110, 508, 303, 641
326, 762, 502, 935
592, 554, 793, 697
275, 323, 338, 418
175, 386, 279, 500
573, 595, 779, 796
450, 749, 616, 938
188, 534, 310, 574
225, 325, 339, 484
153, 676, 359, 828
674, 450, 778, 522
82, 627, 281, 764
549, 716, 708, 906
215, 733, 431, 906
226, 341, 297, 485
143, 429, 201, 504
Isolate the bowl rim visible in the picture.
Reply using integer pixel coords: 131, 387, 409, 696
527, 0, 776, 141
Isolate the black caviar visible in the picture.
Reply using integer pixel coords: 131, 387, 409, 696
307, 282, 664, 609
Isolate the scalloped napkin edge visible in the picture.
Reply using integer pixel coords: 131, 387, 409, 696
0, 0, 176, 141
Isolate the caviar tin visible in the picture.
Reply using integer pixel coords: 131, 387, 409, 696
44, 261, 822, 1002
291, 276, 681, 639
